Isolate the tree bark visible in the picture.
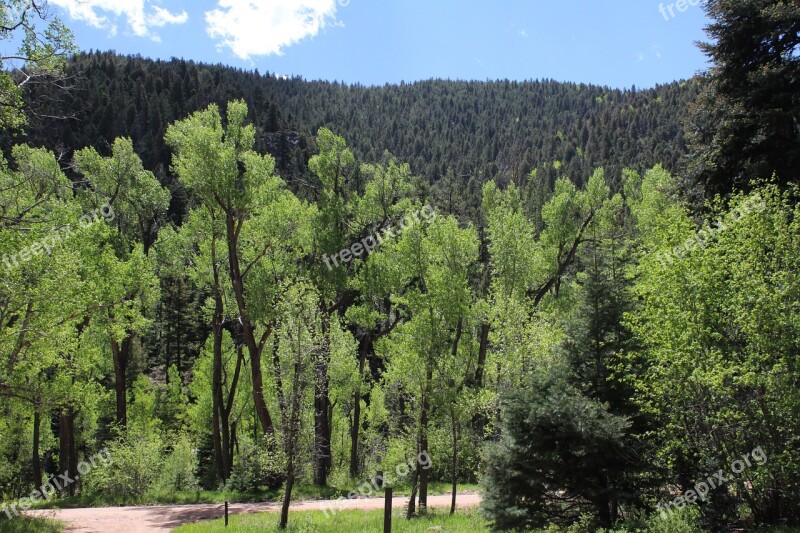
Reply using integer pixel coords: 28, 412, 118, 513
58, 409, 77, 496
279, 468, 295, 529
450, 405, 458, 515
222, 346, 243, 479
211, 397, 224, 484
224, 214, 274, 436
229, 421, 237, 470
349, 333, 372, 478
418, 366, 432, 515
313, 318, 332, 486
595, 490, 612, 528
348, 315, 400, 479
279, 393, 300, 529
279, 335, 305, 529
406, 460, 419, 518
211, 233, 238, 483
248, 350, 273, 436
110, 336, 131, 428
313, 366, 331, 485
474, 323, 490, 387
449, 319, 463, 515
32, 409, 42, 493
211, 290, 226, 483
272, 333, 287, 428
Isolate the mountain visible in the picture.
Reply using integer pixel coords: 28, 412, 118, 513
12, 51, 698, 221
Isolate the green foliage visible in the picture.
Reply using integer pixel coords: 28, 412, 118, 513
0, 516, 63, 532
156, 435, 199, 493
481, 168, 610, 402
481, 365, 630, 530
616, 505, 702, 533
187, 330, 248, 439
73, 137, 171, 253
82, 431, 199, 503
154, 366, 189, 433
686, 0, 800, 197
82, 432, 164, 502
226, 435, 286, 493
173, 508, 490, 533
3, 25, 800, 531
626, 178, 800, 525
128, 375, 160, 435
0, 0, 75, 129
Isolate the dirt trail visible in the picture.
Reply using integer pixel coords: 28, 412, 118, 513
25, 493, 482, 532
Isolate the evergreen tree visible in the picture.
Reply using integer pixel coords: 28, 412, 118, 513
686, 0, 800, 197
481, 366, 630, 530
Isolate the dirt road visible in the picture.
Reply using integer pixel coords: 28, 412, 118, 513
26, 493, 482, 532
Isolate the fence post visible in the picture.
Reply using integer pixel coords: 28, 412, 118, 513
383, 487, 393, 533
225, 501, 229, 527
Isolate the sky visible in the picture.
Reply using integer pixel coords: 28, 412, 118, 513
48, 0, 712, 89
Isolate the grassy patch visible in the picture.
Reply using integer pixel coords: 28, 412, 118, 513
174, 507, 489, 532
0, 517, 63, 532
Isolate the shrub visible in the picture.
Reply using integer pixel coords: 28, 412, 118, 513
225, 435, 285, 493
615, 505, 702, 533
154, 435, 198, 493
194, 432, 219, 490
81, 431, 163, 502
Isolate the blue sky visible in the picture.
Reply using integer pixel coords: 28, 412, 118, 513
49, 0, 711, 88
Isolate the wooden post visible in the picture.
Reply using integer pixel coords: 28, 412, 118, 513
224, 501, 229, 527
383, 487, 393, 533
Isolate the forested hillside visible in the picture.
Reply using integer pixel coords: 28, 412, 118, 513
12, 51, 697, 222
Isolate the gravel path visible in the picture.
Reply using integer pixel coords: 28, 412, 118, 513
25, 493, 482, 532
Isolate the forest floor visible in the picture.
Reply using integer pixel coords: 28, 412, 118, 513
23, 492, 482, 532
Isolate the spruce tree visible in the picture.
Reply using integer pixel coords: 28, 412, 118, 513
686, 0, 800, 197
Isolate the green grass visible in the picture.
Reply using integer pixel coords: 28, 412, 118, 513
25, 481, 479, 509
0, 517, 64, 532
173, 507, 489, 532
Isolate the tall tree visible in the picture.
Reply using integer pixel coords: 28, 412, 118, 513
556, 199, 649, 526
686, 0, 800, 197
154, 210, 240, 484
308, 134, 417, 482
0, 145, 110, 496
73, 137, 169, 427
375, 214, 479, 516
0, 0, 75, 129
479, 169, 610, 400
626, 167, 800, 526
276, 283, 320, 529
306, 127, 356, 486
166, 100, 313, 437
481, 366, 631, 530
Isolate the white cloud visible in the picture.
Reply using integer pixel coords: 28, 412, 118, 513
148, 6, 189, 27
205, 0, 339, 60
518, 29, 528, 38
50, 0, 188, 40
